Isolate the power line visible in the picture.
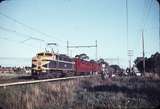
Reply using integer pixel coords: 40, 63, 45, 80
0, 36, 9, 40
0, 25, 45, 43
0, 57, 31, 61
0, 12, 66, 43
0, 36, 34, 48
0, 25, 64, 54
0, 26, 29, 38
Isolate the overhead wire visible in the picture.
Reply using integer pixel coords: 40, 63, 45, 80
0, 25, 67, 54
0, 11, 69, 53
0, 12, 66, 44
0, 5, 101, 55
0, 36, 34, 48
0, 26, 44, 48
0, 25, 45, 43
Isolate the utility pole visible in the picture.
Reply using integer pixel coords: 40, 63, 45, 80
158, 0, 160, 52
126, 0, 130, 69
142, 30, 145, 74
126, 0, 128, 51
95, 40, 98, 60
67, 40, 69, 56
156, 0, 160, 51
118, 57, 120, 66
67, 40, 98, 60
128, 50, 133, 71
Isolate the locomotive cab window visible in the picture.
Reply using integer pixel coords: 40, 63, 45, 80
37, 53, 44, 56
32, 60, 37, 62
45, 53, 52, 56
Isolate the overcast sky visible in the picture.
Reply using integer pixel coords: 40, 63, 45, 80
0, 0, 159, 67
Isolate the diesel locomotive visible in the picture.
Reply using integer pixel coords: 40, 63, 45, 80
31, 52, 102, 79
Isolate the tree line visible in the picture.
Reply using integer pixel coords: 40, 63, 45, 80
134, 52, 160, 74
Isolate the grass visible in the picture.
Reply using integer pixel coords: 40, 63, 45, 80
0, 76, 160, 109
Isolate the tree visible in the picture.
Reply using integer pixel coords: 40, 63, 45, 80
134, 52, 160, 75
110, 65, 121, 72
75, 53, 89, 60
134, 57, 144, 73
97, 58, 109, 66
151, 52, 160, 73
90, 59, 96, 63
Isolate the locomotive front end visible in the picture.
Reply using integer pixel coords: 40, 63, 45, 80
31, 52, 53, 78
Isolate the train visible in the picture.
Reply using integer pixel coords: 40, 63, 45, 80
31, 52, 103, 79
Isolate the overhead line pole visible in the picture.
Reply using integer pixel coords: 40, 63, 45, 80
126, 0, 130, 69
142, 30, 145, 74
128, 50, 133, 71
67, 40, 98, 60
158, 0, 160, 52
126, 0, 128, 51
67, 41, 69, 56
96, 40, 98, 61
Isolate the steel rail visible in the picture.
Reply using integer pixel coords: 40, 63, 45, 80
0, 75, 95, 87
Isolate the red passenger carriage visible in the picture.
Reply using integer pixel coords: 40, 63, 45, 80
74, 58, 102, 75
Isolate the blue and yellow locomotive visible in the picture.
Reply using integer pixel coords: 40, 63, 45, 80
32, 52, 75, 79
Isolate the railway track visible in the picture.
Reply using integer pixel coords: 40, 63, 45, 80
0, 75, 97, 88
0, 75, 33, 84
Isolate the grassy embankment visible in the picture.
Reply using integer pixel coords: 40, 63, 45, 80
0, 76, 160, 109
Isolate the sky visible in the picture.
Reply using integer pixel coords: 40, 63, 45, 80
0, 0, 159, 68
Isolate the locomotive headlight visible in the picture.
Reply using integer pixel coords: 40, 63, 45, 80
38, 66, 41, 70
42, 70, 46, 72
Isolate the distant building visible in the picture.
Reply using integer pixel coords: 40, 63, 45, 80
0, 67, 14, 73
